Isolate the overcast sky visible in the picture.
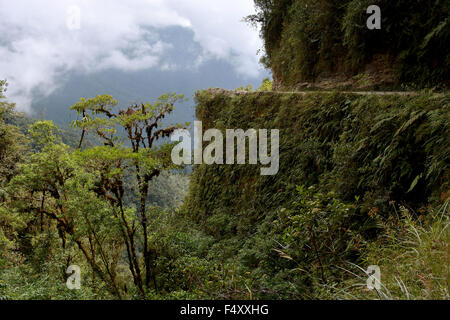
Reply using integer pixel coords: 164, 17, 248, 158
0, 0, 264, 111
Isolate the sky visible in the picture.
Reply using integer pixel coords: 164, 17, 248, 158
0, 0, 266, 112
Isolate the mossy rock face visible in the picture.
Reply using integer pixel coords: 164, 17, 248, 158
249, 0, 449, 89
185, 90, 449, 230
179, 89, 449, 299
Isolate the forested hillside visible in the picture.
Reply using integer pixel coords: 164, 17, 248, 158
0, 1, 449, 301
183, 88, 449, 299
1, 83, 190, 299
247, 0, 449, 89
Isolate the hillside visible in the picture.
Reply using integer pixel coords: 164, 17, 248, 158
247, 0, 449, 89
0, 2, 449, 302
179, 88, 449, 299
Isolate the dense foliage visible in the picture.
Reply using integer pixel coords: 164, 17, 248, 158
180, 89, 449, 298
0, 69, 448, 299
0, 81, 191, 299
247, 0, 449, 88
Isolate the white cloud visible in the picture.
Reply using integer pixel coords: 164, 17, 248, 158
0, 0, 264, 112
166, 0, 262, 77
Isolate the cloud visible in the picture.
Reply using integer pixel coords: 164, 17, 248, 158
0, 0, 264, 112
166, 0, 262, 78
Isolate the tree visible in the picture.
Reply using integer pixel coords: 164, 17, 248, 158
0, 80, 29, 260
0, 80, 28, 184
8, 120, 124, 298
70, 93, 186, 297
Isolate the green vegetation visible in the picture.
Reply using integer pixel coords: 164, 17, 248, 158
0, 3, 449, 301
179, 89, 449, 299
247, 0, 449, 89
0, 77, 449, 300
1, 81, 190, 299
336, 203, 449, 300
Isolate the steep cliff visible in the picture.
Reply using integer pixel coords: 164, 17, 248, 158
181, 89, 449, 298
247, 0, 449, 89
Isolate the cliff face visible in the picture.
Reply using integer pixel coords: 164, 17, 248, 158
185, 90, 449, 230
178, 89, 448, 298
248, 0, 449, 89
178, 2, 449, 298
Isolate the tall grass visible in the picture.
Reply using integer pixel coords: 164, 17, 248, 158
332, 199, 449, 300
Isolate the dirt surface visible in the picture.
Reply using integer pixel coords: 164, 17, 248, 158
206, 88, 425, 97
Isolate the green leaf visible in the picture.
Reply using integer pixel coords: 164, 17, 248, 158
407, 174, 423, 193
